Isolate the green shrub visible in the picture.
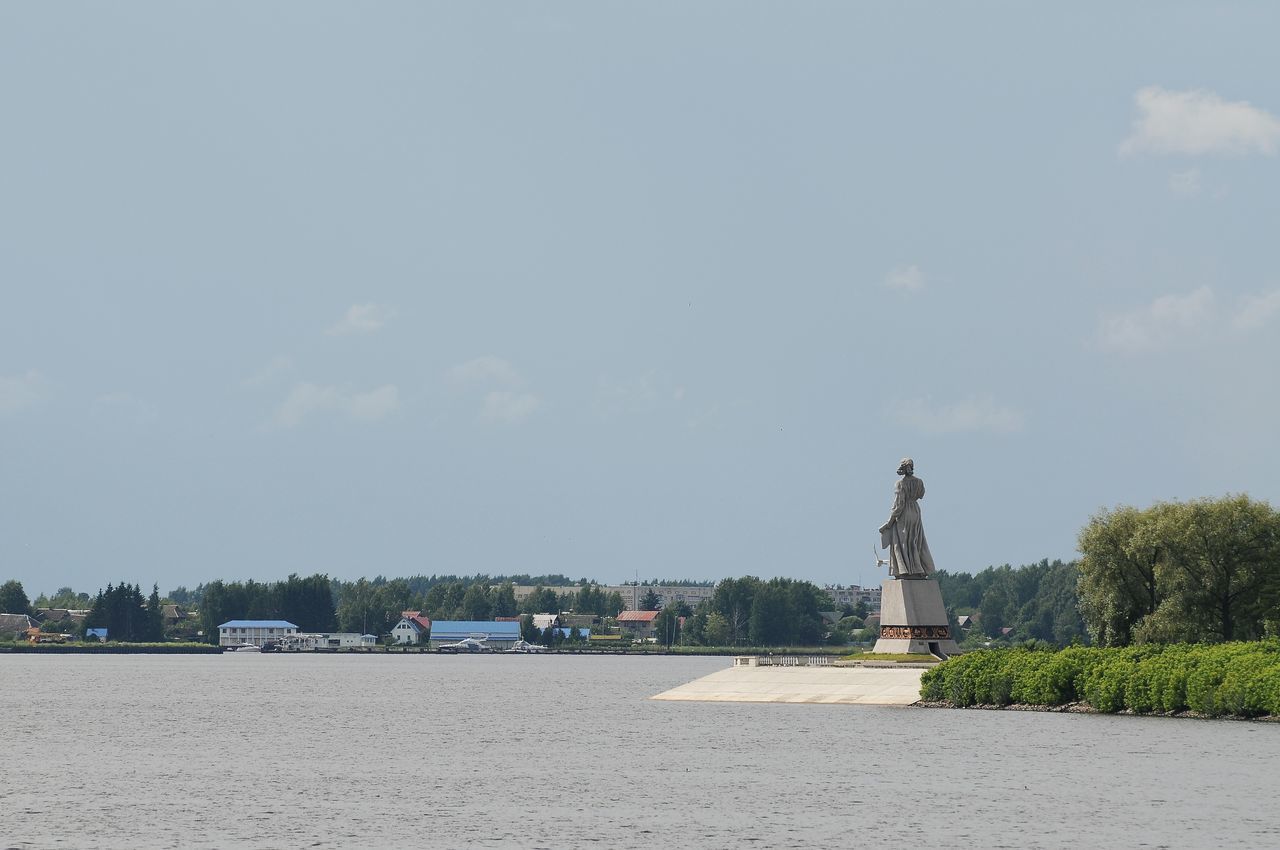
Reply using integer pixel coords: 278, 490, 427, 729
919, 641, 1280, 718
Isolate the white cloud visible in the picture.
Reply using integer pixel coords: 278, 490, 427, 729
91, 392, 158, 425
1096, 286, 1215, 353
241, 355, 294, 388
449, 356, 541, 424
450, 356, 522, 386
594, 372, 659, 418
347, 385, 400, 421
480, 390, 541, 424
270, 382, 399, 428
884, 264, 925, 292
0, 370, 46, 416
888, 396, 1025, 435
1120, 87, 1280, 156
1168, 168, 1202, 197
1233, 289, 1280, 332
327, 303, 397, 336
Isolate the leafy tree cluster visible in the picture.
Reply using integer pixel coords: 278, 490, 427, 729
572, 583, 624, 617
83, 583, 164, 642
1, 579, 32, 615
681, 577, 831, 647
935, 559, 1086, 646
1078, 496, 1280, 646
31, 586, 93, 610
199, 574, 337, 641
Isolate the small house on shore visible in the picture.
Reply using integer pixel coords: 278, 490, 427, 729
616, 610, 660, 640
392, 611, 433, 645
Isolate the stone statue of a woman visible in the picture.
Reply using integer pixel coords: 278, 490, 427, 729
877, 457, 935, 578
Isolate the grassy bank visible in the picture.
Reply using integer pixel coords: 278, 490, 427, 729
0, 641, 221, 654
920, 641, 1280, 718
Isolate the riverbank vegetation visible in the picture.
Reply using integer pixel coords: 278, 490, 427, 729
1077, 495, 1280, 646
920, 642, 1280, 717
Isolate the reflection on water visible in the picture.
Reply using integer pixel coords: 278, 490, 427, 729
3, 654, 1279, 849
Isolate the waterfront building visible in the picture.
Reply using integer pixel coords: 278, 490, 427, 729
616, 610, 660, 640
279, 632, 378, 650
0, 613, 41, 636
391, 611, 432, 645
428, 620, 521, 650
217, 620, 298, 647
531, 613, 560, 631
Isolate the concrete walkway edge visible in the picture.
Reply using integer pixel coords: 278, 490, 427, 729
651, 664, 925, 705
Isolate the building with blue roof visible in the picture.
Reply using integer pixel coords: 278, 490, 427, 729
428, 620, 521, 650
217, 620, 299, 647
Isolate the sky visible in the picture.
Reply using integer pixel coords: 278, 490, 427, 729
2, 3, 1279, 596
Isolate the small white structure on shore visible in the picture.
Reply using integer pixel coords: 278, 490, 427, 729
217, 620, 299, 647
278, 632, 378, 651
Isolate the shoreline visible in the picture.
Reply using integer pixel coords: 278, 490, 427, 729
912, 700, 1280, 722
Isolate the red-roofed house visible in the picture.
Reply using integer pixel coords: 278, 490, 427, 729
392, 611, 433, 645
616, 609, 660, 640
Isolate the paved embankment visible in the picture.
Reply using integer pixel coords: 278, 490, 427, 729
651, 663, 925, 705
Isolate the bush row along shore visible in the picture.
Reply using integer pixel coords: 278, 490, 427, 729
920, 642, 1280, 718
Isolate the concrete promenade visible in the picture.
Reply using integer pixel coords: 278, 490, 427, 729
651, 661, 926, 705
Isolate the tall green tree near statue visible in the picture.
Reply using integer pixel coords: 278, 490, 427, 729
1078, 495, 1280, 645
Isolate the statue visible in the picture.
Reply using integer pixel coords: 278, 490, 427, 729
877, 457, 935, 579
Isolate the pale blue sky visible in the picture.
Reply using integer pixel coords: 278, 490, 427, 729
3, 3, 1278, 595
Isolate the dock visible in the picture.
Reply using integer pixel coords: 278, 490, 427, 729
651, 656, 927, 705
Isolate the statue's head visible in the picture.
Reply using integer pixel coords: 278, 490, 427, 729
897, 457, 914, 476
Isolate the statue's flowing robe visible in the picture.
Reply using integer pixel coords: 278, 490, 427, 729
881, 475, 935, 578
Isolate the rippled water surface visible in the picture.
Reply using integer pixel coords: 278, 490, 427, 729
3, 653, 1280, 849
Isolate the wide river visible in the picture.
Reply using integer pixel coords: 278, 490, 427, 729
3, 654, 1279, 849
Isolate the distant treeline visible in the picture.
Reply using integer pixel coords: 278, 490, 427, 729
935, 559, 1087, 647
168, 573, 582, 606
9, 494, 1276, 650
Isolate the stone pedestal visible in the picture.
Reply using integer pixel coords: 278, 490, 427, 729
872, 578, 961, 657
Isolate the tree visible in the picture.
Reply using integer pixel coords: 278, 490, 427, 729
1078, 505, 1165, 646
709, 577, 759, 645
492, 582, 518, 618
521, 586, 560, 615
0, 580, 31, 615
83, 582, 157, 642
748, 583, 789, 646
575, 583, 606, 616
461, 583, 492, 621
1154, 496, 1280, 642
653, 606, 683, 647
146, 584, 165, 641
278, 574, 338, 632
337, 578, 378, 634
702, 611, 731, 646
1077, 496, 1280, 645
639, 589, 661, 611
604, 592, 625, 618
